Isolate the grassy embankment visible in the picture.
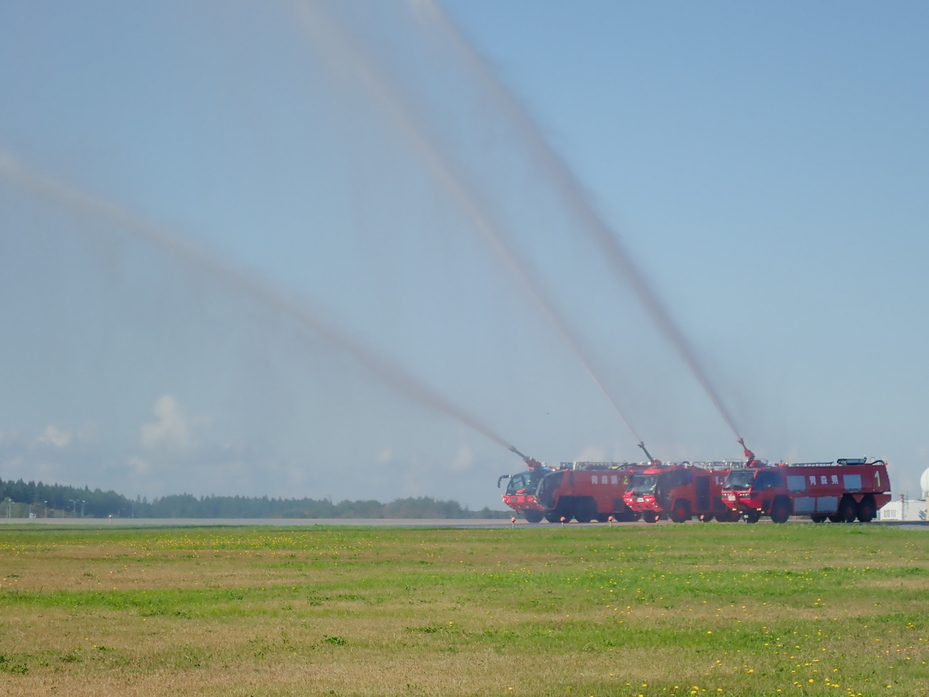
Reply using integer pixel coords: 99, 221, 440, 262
0, 523, 927, 696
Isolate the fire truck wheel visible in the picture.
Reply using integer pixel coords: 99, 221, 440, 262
523, 510, 544, 524
810, 515, 827, 524
670, 500, 691, 523
643, 511, 659, 524
770, 498, 791, 524
838, 497, 858, 523
544, 512, 560, 523
574, 499, 597, 524
699, 513, 714, 523
625, 511, 642, 522
744, 511, 761, 524
856, 497, 876, 523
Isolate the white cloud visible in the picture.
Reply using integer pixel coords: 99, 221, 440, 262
375, 447, 393, 464
128, 457, 150, 475
450, 443, 473, 472
41, 424, 72, 448
140, 395, 190, 449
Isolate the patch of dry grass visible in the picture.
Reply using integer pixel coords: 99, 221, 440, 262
1, 524, 927, 696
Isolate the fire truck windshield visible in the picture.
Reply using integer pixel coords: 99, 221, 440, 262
724, 470, 755, 491
630, 474, 657, 495
505, 470, 545, 496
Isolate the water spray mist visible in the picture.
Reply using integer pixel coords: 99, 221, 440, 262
292, 0, 649, 450
412, 0, 744, 445
0, 149, 515, 453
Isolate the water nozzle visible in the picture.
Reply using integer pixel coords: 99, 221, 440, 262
637, 441, 659, 466
509, 445, 542, 469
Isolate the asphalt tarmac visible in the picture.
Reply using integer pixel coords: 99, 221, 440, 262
0, 517, 926, 528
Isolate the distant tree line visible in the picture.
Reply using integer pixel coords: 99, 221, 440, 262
0, 478, 126, 518
0, 477, 508, 519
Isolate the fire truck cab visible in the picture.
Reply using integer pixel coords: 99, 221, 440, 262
623, 462, 737, 523
499, 464, 552, 523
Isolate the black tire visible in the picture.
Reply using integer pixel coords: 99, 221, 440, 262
720, 509, 740, 523
553, 500, 574, 523
544, 512, 560, 523
624, 510, 642, 523
670, 500, 691, 524
770, 498, 791, 524
811, 515, 827, 524
744, 511, 761, 524
643, 510, 659, 524
573, 498, 597, 524
828, 515, 843, 523
856, 497, 876, 523
699, 513, 714, 523
523, 510, 543, 524
839, 497, 858, 523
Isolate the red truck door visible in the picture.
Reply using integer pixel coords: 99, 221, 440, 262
695, 476, 711, 511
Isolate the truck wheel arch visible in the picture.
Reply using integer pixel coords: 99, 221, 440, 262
670, 499, 691, 523
770, 496, 791, 524
838, 496, 858, 523
856, 496, 876, 523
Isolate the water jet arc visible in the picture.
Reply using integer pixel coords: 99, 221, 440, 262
293, 0, 649, 449
0, 150, 514, 454
415, 0, 743, 443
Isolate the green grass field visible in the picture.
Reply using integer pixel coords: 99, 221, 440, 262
0, 523, 926, 696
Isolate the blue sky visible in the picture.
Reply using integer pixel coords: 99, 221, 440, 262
1, 1, 927, 508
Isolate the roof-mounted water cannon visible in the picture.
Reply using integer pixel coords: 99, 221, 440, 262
637, 441, 661, 466
508, 445, 543, 469
738, 438, 761, 467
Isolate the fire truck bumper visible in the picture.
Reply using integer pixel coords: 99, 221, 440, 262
723, 494, 759, 513
502, 495, 543, 513
624, 496, 659, 513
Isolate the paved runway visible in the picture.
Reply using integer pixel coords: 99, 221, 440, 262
0, 517, 520, 528
0, 517, 925, 528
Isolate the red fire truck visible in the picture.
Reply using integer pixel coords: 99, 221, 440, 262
498, 454, 552, 523
623, 462, 740, 523
499, 449, 644, 523
721, 458, 891, 523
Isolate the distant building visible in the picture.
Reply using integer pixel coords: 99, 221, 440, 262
878, 497, 926, 522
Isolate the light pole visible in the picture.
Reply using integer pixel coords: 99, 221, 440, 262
81, 500, 86, 518
44, 501, 48, 518
5, 498, 10, 518
70, 499, 78, 517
